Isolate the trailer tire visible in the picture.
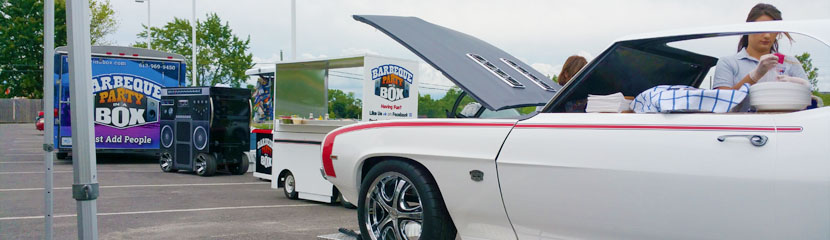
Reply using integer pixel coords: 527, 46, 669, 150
283, 172, 298, 199
229, 154, 249, 175
195, 153, 217, 176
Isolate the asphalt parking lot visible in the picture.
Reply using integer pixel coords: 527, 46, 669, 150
0, 124, 358, 239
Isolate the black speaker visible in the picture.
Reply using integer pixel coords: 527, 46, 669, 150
146, 99, 159, 122
159, 87, 251, 176
159, 98, 176, 173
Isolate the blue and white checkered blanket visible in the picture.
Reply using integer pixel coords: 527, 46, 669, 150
631, 83, 750, 113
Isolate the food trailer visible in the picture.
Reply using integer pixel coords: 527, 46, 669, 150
52, 46, 187, 159
246, 54, 419, 204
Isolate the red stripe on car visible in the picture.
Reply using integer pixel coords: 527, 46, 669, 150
515, 124, 802, 132
321, 122, 515, 177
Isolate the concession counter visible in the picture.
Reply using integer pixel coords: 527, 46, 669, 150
245, 54, 419, 204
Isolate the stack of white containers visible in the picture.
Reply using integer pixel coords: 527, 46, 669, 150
586, 92, 632, 113
749, 81, 811, 111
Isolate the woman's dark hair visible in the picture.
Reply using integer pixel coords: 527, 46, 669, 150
557, 55, 588, 85
737, 3, 789, 52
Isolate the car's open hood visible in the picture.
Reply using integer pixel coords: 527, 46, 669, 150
354, 15, 559, 111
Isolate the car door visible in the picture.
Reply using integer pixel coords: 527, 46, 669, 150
496, 112, 782, 239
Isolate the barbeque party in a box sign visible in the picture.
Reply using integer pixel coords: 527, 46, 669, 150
91, 73, 163, 148
362, 56, 419, 121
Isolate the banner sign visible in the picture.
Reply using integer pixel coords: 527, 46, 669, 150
56, 55, 184, 149
362, 56, 419, 121
254, 130, 274, 175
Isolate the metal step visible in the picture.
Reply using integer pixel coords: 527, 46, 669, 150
317, 232, 359, 240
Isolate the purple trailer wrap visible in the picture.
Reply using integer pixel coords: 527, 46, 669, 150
53, 46, 186, 153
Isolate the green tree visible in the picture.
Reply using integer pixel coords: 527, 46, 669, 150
418, 86, 541, 117
328, 89, 361, 119
417, 87, 467, 118
0, 0, 118, 98
135, 13, 253, 87
89, 0, 117, 45
795, 52, 820, 91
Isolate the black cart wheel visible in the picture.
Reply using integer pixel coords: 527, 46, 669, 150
159, 152, 177, 172
283, 171, 298, 199
194, 153, 217, 176
229, 154, 249, 175
358, 160, 457, 240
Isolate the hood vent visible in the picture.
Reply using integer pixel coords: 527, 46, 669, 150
500, 58, 556, 92
467, 53, 524, 88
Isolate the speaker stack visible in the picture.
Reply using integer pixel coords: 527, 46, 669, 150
159, 86, 252, 176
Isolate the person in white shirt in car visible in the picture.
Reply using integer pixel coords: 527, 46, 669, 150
713, 3, 808, 90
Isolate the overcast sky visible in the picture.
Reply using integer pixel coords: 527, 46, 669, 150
104, 0, 830, 96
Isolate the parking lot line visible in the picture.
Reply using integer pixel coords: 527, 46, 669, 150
0, 170, 159, 175
6, 148, 45, 151
0, 204, 319, 221
0, 161, 41, 164
1, 153, 43, 156
0, 182, 269, 192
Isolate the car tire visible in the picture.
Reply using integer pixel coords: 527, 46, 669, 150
229, 154, 249, 175
358, 160, 457, 240
159, 152, 178, 173
283, 172, 298, 199
55, 152, 70, 161
194, 153, 217, 176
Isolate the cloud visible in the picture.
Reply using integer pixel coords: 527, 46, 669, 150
817, 75, 830, 92
252, 53, 281, 67
530, 63, 561, 79
576, 50, 595, 62
418, 64, 454, 89
341, 47, 380, 56
301, 53, 329, 60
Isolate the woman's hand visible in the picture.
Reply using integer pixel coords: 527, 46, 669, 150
749, 54, 780, 83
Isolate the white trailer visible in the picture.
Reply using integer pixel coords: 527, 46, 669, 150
246, 54, 419, 204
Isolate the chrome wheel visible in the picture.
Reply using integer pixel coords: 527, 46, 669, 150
285, 174, 295, 194
160, 152, 174, 172
364, 172, 423, 240
195, 154, 207, 175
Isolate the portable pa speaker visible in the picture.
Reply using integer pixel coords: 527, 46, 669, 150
159, 87, 251, 176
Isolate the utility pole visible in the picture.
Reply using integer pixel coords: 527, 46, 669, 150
192, 0, 197, 86
66, 0, 99, 239
135, 0, 151, 49
291, 0, 296, 60
42, 0, 55, 238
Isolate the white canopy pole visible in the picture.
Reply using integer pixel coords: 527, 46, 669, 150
66, 0, 99, 238
42, 0, 55, 238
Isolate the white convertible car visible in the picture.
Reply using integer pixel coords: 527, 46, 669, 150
323, 15, 830, 240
